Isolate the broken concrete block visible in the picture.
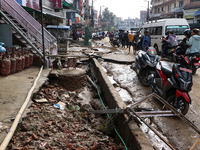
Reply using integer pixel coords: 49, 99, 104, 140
89, 99, 104, 110
34, 98, 48, 103
61, 94, 70, 100
57, 101, 66, 108
68, 91, 76, 97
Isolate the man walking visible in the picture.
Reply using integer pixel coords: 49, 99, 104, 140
125, 31, 129, 48
121, 32, 126, 48
128, 30, 135, 54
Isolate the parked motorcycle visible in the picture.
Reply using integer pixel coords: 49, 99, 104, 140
131, 47, 159, 86
173, 43, 200, 75
111, 37, 120, 47
148, 55, 193, 115
161, 36, 177, 62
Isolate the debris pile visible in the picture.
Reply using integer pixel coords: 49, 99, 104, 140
7, 84, 125, 150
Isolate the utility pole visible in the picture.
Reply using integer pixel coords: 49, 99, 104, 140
92, 0, 94, 27
39, 0, 45, 68
85, 0, 89, 46
147, 1, 149, 22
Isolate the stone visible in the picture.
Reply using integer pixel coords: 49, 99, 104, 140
61, 94, 70, 100
69, 91, 76, 97
32, 134, 38, 140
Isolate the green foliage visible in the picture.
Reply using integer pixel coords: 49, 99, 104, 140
101, 7, 116, 31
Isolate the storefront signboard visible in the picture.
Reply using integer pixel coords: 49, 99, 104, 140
184, 9, 199, 19
53, 0, 62, 9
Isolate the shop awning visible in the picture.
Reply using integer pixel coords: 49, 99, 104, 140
193, 9, 200, 16
62, 1, 77, 11
46, 25, 70, 30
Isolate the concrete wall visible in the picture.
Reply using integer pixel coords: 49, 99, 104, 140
91, 58, 154, 150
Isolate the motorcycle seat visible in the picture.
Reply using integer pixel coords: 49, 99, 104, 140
160, 61, 172, 78
169, 46, 177, 49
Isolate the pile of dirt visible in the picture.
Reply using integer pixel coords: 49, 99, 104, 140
6, 84, 125, 150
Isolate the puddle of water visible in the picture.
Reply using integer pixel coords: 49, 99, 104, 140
78, 87, 93, 105
116, 87, 132, 102
94, 48, 112, 53
107, 76, 118, 85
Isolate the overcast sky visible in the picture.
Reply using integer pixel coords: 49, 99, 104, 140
93, 0, 150, 20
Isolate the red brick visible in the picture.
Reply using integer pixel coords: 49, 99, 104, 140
32, 134, 37, 140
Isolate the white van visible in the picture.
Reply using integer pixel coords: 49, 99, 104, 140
140, 18, 190, 54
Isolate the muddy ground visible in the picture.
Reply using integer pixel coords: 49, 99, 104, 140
99, 37, 200, 150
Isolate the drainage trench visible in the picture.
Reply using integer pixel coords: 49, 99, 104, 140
4, 40, 200, 149
5, 59, 131, 150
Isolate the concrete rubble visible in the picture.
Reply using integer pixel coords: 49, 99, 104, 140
6, 77, 125, 150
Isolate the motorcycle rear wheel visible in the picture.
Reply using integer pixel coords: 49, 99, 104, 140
167, 95, 189, 115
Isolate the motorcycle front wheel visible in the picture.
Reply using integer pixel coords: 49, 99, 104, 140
167, 95, 189, 115
140, 70, 150, 87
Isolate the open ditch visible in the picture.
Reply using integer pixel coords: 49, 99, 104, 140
5, 61, 126, 150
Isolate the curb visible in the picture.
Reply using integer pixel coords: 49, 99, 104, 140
91, 58, 154, 150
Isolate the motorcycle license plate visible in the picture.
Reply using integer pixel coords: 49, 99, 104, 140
194, 63, 200, 66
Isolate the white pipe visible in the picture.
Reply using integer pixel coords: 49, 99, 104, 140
0, 66, 44, 150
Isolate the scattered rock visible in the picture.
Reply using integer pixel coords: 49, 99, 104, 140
32, 134, 37, 140
6, 81, 125, 150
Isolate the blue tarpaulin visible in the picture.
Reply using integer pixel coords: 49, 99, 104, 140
193, 9, 200, 17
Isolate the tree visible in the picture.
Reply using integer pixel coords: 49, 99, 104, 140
101, 7, 116, 31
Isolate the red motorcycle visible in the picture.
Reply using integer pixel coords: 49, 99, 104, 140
174, 50, 200, 75
186, 53, 200, 75
148, 55, 193, 115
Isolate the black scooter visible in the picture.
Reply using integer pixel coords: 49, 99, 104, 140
111, 37, 120, 47
131, 47, 159, 86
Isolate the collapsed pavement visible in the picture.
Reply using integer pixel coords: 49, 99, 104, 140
5, 59, 129, 150
1, 40, 157, 150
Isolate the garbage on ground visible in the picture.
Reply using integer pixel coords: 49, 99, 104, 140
6, 83, 125, 150
34, 98, 48, 103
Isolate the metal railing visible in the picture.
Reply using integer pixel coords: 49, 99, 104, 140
0, 0, 57, 50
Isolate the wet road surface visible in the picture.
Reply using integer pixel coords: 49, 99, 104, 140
97, 37, 200, 150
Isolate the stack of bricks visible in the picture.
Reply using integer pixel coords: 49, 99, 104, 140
58, 75, 87, 91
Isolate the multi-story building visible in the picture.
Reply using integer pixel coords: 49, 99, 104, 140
140, 10, 147, 24
151, 0, 200, 28
151, 0, 185, 20
184, 0, 200, 26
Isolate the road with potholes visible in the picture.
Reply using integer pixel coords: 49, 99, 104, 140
97, 37, 200, 150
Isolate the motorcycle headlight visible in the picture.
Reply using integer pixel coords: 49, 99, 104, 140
146, 60, 155, 67
180, 78, 192, 91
